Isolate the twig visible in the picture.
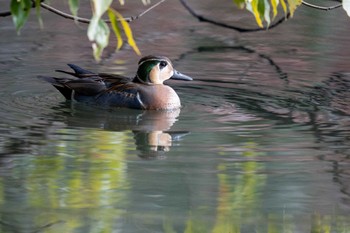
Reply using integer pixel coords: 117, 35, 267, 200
41, 0, 165, 23
302, 0, 342, 11
133, 0, 165, 19
178, 0, 290, 33
1, 0, 165, 23
40, 2, 98, 23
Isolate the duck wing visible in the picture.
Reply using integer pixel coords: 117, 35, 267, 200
56, 64, 132, 82
94, 82, 145, 109
97, 73, 133, 87
40, 64, 135, 101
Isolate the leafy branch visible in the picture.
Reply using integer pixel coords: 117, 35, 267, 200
2, 0, 165, 61
0, 1, 161, 23
40, 0, 165, 24
180, 0, 349, 32
2, 0, 350, 61
238, 0, 349, 27
178, 0, 291, 33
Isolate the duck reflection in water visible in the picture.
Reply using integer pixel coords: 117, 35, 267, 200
56, 104, 189, 159
131, 109, 189, 158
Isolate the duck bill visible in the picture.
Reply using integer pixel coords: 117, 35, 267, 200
171, 70, 193, 81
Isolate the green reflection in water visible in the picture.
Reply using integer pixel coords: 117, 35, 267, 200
0, 128, 132, 232
0, 130, 349, 232
182, 142, 350, 233
28, 129, 130, 209
212, 142, 266, 233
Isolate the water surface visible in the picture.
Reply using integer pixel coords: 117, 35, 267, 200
0, 0, 350, 232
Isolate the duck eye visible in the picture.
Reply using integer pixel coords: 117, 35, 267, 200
159, 61, 167, 69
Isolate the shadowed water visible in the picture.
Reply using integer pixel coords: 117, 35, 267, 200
0, 0, 350, 232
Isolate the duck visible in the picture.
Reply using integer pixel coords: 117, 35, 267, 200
38, 55, 192, 110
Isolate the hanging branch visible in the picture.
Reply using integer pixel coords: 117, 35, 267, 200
0, 0, 165, 23
178, 0, 291, 33
178, 0, 344, 32
41, 0, 165, 23
301, 0, 342, 11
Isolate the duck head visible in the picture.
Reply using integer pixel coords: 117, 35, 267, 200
134, 55, 192, 85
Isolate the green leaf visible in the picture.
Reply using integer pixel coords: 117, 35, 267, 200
68, 0, 80, 19
344, 0, 350, 17
35, 0, 43, 28
88, 17, 110, 61
246, 0, 264, 27
108, 8, 123, 50
10, 0, 32, 33
110, 8, 141, 55
287, 0, 301, 16
91, 0, 112, 18
280, 0, 287, 14
234, 0, 302, 27
233, 0, 245, 9
88, 0, 113, 61
263, 0, 271, 26
141, 0, 151, 5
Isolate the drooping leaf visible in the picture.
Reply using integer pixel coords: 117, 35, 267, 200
233, 0, 245, 9
141, 0, 151, 5
234, 0, 302, 27
88, 17, 110, 61
68, 0, 79, 19
343, 0, 350, 17
257, 0, 267, 26
109, 8, 141, 56
280, 0, 288, 14
10, 0, 32, 33
108, 8, 123, 50
246, 0, 264, 27
270, 0, 279, 18
91, 0, 112, 18
35, 0, 43, 28
88, 0, 113, 61
263, 0, 271, 26
287, 0, 301, 16
258, 0, 265, 15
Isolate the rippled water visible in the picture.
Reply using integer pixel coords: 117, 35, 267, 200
1, 0, 350, 232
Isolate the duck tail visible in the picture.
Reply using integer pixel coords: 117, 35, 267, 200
37, 76, 73, 100
56, 64, 96, 78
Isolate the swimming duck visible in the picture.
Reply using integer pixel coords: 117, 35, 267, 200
39, 55, 192, 110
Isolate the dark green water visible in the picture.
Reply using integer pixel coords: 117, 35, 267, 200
0, 1, 350, 232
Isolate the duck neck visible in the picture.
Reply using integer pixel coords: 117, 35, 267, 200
133, 75, 159, 86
